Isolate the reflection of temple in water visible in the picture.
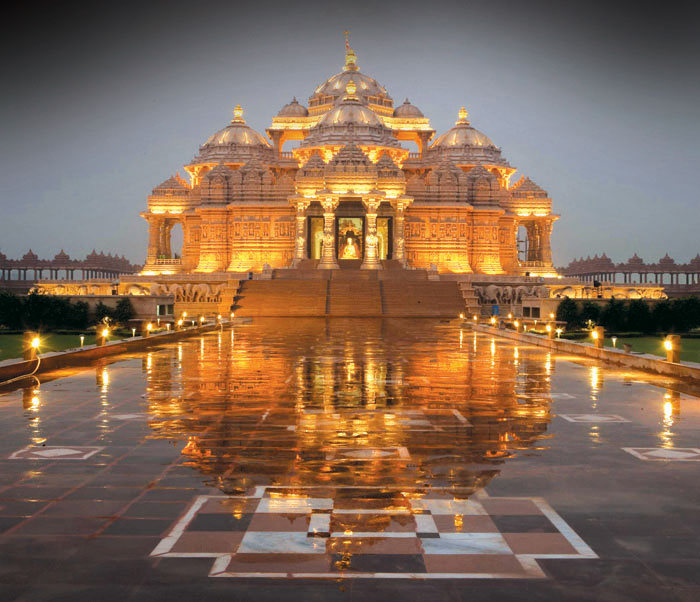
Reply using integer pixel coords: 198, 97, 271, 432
141, 320, 554, 495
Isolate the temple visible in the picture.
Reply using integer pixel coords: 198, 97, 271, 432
140, 34, 558, 278
31, 35, 667, 318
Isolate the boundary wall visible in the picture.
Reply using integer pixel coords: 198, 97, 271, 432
0, 319, 251, 384
473, 324, 700, 381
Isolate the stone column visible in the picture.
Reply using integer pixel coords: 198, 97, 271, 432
361, 197, 383, 270
318, 197, 339, 270
146, 215, 161, 262
540, 219, 554, 266
390, 198, 412, 265
291, 199, 311, 267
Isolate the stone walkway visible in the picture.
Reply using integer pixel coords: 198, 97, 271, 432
0, 318, 698, 601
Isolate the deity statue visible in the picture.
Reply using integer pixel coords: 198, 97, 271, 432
341, 236, 360, 259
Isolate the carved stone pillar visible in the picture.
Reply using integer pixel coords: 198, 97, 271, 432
540, 219, 553, 266
390, 198, 412, 265
291, 199, 311, 267
146, 215, 161, 262
162, 221, 174, 258
318, 197, 339, 270
361, 197, 383, 270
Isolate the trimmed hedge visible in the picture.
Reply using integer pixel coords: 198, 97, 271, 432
556, 297, 700, 334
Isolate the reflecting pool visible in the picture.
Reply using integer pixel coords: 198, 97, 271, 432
1, 319, 700, 598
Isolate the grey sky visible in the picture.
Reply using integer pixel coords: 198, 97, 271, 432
1, 0, 699, 267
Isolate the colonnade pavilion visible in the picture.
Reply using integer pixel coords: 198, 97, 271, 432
140, 35, 558, 278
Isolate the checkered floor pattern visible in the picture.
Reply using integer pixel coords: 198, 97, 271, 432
152, 486, 596, 578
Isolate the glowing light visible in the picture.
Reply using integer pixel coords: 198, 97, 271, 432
183, 312, 188, 318
80, 335, 85, 346
556, 328, 563, 338
132, 328, 136, 337
31, 337, 40, 349
514, 320, 519, 329
490, 316, 496, 325
459, 313, 464, 319
664, 340, 673, 351
592, 331, 599, 340
146, 323, 153, 331
549, 313, 555, 319
546, 324, 552, 332
508, 313, 513, 319
472, 315, 478, 321
177, 320, 183, 326
612, 336, 617, 347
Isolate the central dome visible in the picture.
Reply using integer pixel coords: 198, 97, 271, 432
317, 98, 383, 128
312, 70, 390, 103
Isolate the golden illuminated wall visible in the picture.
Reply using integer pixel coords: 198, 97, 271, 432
226, 206, 295, 272
404, 206, 508, 274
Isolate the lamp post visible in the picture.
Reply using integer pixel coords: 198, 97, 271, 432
664, 335, 680, 363
96, 327, 109, 347
591, 326, 604, 349
23, 333, 40, 361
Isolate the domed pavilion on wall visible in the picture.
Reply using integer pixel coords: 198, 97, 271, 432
140, 34, 559, 278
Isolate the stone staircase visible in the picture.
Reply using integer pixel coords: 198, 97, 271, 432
233, 266, 469, 318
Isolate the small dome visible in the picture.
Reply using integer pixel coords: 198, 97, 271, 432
204, 105, 271, 148
394, 98, 424, 118
277, 97, 308, 117
431, 107, 495, 149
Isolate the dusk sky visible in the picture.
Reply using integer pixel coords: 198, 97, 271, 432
2, 0, 699, 267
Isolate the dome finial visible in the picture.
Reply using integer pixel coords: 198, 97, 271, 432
232, 104, 245, 123
457, 106, 469, 124
345, 79, 357, 97
343, 29, 359, 71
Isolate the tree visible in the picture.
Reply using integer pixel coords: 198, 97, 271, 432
627, 299, 653, 333
114, 298, 134, 324
556, 298, 580, 328
652, 300, 673, 333
94, 301, 115, 322
0, 292, 23, 329
600, 298, 627, 332
580, 301, 601, 327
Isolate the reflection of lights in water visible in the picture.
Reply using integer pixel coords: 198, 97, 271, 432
589, 425, 600, 444
473, 332, 477, 352
459, 329, 463, 349
31, 396, 39, 409
346, 361, 355, 382
490, 339, 496, 356
514, 348, 519, 360
146, 354, 152, 371
178, 344, 182, 363
545, 353, 552, 376
589, 366, 600, 402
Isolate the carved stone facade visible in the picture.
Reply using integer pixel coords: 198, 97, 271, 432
140, 37, 559, 277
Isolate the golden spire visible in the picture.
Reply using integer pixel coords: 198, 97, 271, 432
232, 104, 245, 122
456, 106, 470, 125
343, 29, 358, 71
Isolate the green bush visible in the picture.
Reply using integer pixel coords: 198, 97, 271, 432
556, 298, 581, 328
600, 298, 627, 331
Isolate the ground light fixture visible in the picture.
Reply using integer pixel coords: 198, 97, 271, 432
459, 313, 464, 319
31, 337, 40, 349
612, 336, 618, 347
132, 328, 136, 338
80, 335, 85, 347
490, 316, 496, 325
556, 328, 563, 338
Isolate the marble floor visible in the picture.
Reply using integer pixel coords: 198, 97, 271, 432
1, 318, 700, 601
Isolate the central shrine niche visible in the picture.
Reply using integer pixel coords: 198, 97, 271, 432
338, 218, 363, 260
140, 33, 559, 277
